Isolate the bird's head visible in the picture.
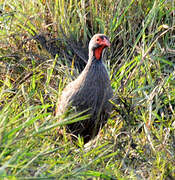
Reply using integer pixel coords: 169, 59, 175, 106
89, 34, 110, 60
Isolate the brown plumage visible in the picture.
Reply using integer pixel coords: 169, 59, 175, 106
56, 34, 113, 143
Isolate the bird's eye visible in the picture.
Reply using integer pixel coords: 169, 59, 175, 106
96, 38, 100, 42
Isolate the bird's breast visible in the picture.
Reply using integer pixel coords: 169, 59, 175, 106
72, 62, 111, 110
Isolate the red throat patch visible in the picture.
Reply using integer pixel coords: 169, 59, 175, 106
94, 46, 105, 60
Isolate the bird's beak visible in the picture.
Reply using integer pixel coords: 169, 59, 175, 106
103, 38, 111, 47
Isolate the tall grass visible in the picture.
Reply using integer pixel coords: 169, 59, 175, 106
0, 0, 175, 179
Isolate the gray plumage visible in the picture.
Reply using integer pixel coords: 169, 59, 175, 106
56, 34, 113, 143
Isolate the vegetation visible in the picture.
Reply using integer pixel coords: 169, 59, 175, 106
0, 0, 175, 179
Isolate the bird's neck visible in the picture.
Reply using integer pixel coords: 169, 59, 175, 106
82, 51, 106, 79
88, 49, 103, 64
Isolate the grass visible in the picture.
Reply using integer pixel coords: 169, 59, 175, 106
0, 0, 175, 179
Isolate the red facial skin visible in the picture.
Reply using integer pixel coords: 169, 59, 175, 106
94, 37, 110, 60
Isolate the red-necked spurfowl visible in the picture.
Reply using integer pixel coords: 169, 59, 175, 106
56, 34, 113, 143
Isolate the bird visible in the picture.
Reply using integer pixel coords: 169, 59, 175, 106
56, 34, 113, 143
